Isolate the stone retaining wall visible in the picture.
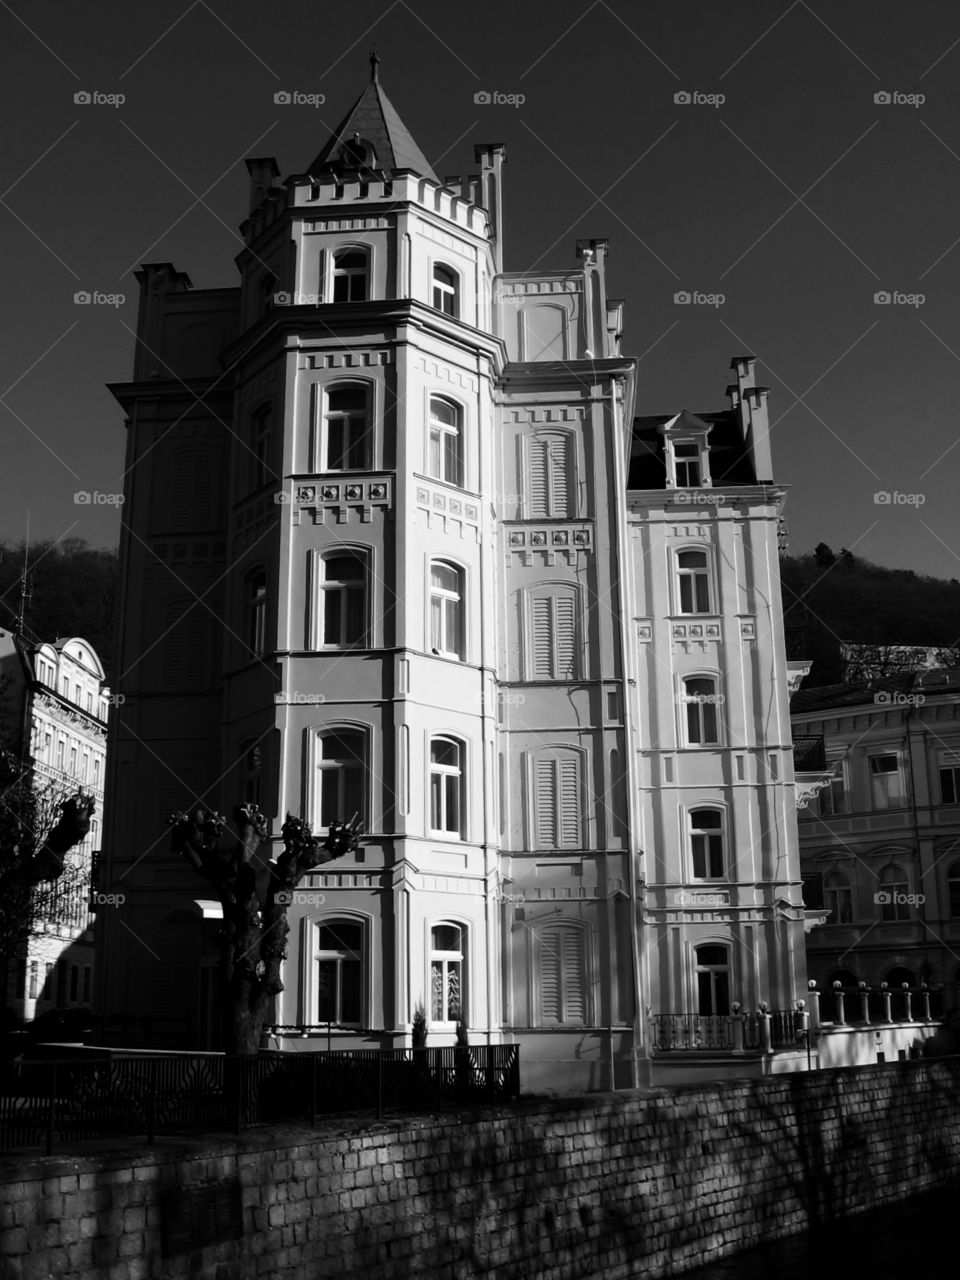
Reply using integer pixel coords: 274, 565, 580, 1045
2, 1056, 959, 1279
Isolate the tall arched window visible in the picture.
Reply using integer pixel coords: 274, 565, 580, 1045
324, 385, 371, 470
527, 433, 572, 518
250, 405, 272, 490
429, 737, 464, 838
430, 923, 464, 1023
526, 584, 579, 680
319, 551, 367, 646
427, 397, 463, 487
695, 944, 730, 1016
682, 676, 720, 745
689, 809, 724, 879
316, 730, 364, 829
878, 864, 910, 921
432, 264, 459, 317
247, 570, 267, 657
315, 919, 363, 1026
824, 870, 852, 924
530, 749, 583, 849
676, 550, 712, 614
331, 247, 369, 302
948, 861, 960, 917
429, 560, 464, 659
537, 924, 588, 1025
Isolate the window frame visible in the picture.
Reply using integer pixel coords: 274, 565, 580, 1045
308, 725, 367, 833
426, 395, 464, 488
246, 568, 268, 658
523, 582, 581, 681
869, 753, 906, 810
675, 547, 713, 615
310, 915, 367, 1029
877, 863, 911, 921
428, 735, 466, 840
428, 559, 466, 660
525, 430, 574, 519
329, 245, 370, 303
429, 920, 466, 1027
250, 403, 273, 490
313, 547, 369, 649
667, 436, 711, 488
432, 263, 460, 317
824, 869, 853, 924
681, 675, 722, 746
688, 807, 725, 880
694, 942, 731, 1016
527, 746, 585, 850
534, 921, 591, 1027
320, 381, 373, 472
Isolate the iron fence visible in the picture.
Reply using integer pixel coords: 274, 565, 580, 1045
0, 1044, 520, 1156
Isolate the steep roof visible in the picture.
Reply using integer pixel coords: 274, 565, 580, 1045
307, 61, 439, 182
791, 667, 960, 714
628, 409, 757, 489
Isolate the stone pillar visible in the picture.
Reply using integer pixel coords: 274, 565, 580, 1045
833, 980, 846, 1025
859, 983, 871, 1024
730, 1001, 745, 1054
903, 984, 913, 1022
880, 983, 892, 1023
758, 1002, 772, 1054
921, 984, 932, 1021
807, 980, 821, 1029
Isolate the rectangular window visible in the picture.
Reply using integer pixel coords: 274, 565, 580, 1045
870, 755, 905, 809
818, 771, 847, 816
527, 435, 571, 519
28, 961, 38, 1000
940, 765, 960, 804
674, 442, 701, 487
534, 756, 582, 848
325, 387, 369, 470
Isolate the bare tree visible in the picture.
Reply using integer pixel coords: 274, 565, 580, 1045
168, 805, 358, 1054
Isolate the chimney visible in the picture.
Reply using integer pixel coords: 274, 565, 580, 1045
742, 385, 774, 483
245, 157, 281, 214
577, 239, 610, 357
475, 144, 506, 272
730, 354, 757, 397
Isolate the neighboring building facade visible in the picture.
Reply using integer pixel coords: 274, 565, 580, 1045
98, 64, 810, 1088
0, 632, 110, 1020
792, 669, 960, 997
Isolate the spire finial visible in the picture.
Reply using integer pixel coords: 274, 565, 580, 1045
370, 45, 380, 83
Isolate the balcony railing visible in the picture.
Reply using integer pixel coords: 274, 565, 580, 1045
809, 983, 941, 1025
792, 735, 827, 772
651, 1009, 808, 1053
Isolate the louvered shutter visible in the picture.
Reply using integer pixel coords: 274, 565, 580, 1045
548, 438, 570, 516
534, 758, 558, 846
531, 598, 553, 677
528, 439, 548, 518
554, 597, 576, 679
540, 930, 561, 1022
561, 928, 587, 1022
557, 757, 581, 847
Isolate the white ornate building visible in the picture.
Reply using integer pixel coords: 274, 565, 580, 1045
98, 63, 811, 1087
0, 632, 110, 1021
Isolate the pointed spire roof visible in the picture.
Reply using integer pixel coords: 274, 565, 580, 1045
308, 53, 439, 182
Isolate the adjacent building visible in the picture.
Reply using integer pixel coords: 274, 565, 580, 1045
792, 668, 960, 998
98, 62, 811, 1088
0, 631, 110, 1021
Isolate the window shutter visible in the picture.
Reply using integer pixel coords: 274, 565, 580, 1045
561, 928, 587, 1021
528, 439, 548, 518
540, 931, 561, 1022
554, 597, 576, 678
548, 438, 569, 516
534, 758, 557, 846
531, 598, 553, 677
557, 757, 581, 847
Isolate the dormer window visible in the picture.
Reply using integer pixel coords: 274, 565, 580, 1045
673, 441, 702, 487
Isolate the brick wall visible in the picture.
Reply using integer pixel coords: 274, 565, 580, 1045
2, 1057, 960, 1279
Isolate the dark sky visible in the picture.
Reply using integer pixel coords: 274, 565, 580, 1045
2, 0, 959, 576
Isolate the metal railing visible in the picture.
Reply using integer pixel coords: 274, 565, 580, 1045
651, 1010, 808, 1053
0, 1044, 521, 1155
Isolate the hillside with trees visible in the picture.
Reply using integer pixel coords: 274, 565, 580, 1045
780, 544, 960, 686
0, 539, 118, 680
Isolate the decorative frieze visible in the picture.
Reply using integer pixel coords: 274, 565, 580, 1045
505, 526, 591, 566
417, 356, 478, 394
301, 350, 391, 370
414, 484, 480, 539
291, 476, 393, 525
672, 621, 721, 641
302, 217, 390, 232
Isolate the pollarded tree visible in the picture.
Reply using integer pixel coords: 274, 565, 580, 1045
168, 806, 359, 1055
